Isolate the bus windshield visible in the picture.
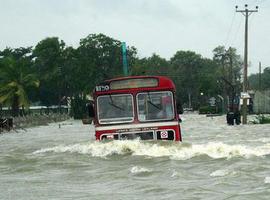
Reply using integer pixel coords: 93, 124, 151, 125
97, 94, 134, 124
137, 91, 174, 121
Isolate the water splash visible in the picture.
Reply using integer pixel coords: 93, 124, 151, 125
264, 177, 270, 184
210, 169, 236, 177
130, 166, 152, 174
33, 140, 270, 160
170, 169, 179, 178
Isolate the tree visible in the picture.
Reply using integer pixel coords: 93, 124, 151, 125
0, 54, 39, 117
212, 46, 243, 110
61, 46, 79, 99
78, 34, 122, 90
170, 51, 206, 108
197, 58, 221, 97
249, 67, 270, 91
32, 37, 65, 106
132, 53, 169, 76
77, 33, 138, 92
261, 67, 270, 90
213, 46, 242, 91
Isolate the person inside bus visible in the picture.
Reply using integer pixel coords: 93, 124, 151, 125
149, 97, 174, 120
162, 95, 174, 119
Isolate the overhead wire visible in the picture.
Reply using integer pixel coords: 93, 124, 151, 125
253, 0, 268, 6
224, 12, 236, 48
231, 17, 243, 50
226, 0, 265, 51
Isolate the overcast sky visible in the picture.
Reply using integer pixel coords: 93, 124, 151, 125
1, 0, 269, 74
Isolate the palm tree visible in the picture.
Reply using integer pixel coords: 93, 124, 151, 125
0, 57, 39, 117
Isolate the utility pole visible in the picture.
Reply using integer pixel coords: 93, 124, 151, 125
258, 62, 262, 114
236, 4, 258, 124
259, 62, 262, 91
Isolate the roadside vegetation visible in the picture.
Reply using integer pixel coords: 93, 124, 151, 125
1, 33, 270, 119
251, 114, 270, 124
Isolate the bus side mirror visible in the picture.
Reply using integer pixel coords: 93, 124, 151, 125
87, 103, 95, 118
176, 102, 183, 114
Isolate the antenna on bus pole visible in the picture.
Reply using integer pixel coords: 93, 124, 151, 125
121, 42, 129, 76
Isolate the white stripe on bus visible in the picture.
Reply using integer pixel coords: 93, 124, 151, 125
95, 121, 179, 131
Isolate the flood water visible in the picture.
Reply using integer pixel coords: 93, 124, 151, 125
1, 113, 270, 199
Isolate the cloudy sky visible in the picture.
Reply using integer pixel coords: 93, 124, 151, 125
1, 0, 269, 74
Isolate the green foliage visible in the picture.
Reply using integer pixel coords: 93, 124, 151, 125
132, 53, 169, 76
0, 34, 139, 119
77, 33, 122, 92
169, 51, 222, 109
249, 67, 270, 90
199, 106, 218, 114
32, 37, 66, 106
251, 115, 270, 124
0, 50, 39, 116
0, 33, 247, 118
70, 95, 88, 119
213, 47, 242, 84
259, 115, 270, 124
212, 46, 243, 110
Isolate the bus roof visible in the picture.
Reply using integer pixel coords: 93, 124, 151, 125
94, 76, 176, 95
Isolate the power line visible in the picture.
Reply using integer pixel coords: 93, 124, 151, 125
257, 0, 268, 6
231, 17, 243, 49
224, 12, 236, 48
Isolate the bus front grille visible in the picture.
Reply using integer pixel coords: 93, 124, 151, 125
119, 131, 154, 140
101, 130, 175, 140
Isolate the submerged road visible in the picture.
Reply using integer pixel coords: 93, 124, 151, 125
1, 113, 270, 199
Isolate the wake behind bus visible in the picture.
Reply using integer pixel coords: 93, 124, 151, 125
88, 76, 182, 141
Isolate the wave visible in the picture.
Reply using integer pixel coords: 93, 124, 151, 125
265, 177, 270, 184
210, 169, 236, 177
130, 166, 152, 174
170, 169, 179, 178
33, 140, 270, 160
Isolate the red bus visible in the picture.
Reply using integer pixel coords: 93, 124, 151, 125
88, 76, 182, 141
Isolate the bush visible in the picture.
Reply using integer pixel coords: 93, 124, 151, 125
199, 106, 217, 114
252, 115, 270, 124
70, 96, 88, 119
